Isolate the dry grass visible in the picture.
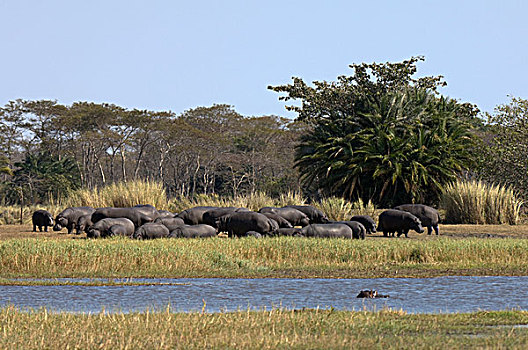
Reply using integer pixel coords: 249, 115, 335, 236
442, 179, 523, 224
0, 307, 527, 349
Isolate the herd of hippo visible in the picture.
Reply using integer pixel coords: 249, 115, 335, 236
30, 203, 441, 239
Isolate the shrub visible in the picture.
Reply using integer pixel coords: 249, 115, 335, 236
441, 179, 523, 224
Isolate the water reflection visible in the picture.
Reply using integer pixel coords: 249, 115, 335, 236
1, 276, 527, 314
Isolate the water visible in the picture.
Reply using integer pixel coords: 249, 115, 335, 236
1, 276, 527, 314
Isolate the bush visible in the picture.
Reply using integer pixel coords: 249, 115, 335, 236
441, 179, 523, 224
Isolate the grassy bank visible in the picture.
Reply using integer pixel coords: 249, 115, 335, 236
0, 307, 527, 349
2, 234, 528, 279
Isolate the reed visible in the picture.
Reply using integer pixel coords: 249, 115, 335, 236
63, 180, 169, 210
315, 197, 353, 221
0, 307, 526, 349
442, 179, 523, 224
1, 237, 527, 279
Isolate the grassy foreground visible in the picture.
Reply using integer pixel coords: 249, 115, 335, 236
1, 307, 527, 349
2, 225, 528, 278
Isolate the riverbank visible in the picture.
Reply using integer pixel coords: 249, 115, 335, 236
1, 307, 527, 349
1, 225, 528, 279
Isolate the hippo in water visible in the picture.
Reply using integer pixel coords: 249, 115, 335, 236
357, 290, 389, 298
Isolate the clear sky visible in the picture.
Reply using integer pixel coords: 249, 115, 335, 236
1, 0, 527, 119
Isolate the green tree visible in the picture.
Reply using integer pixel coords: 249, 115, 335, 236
9, 152, 80, 204
270, 57, 479, 206
479, 97, 528, 199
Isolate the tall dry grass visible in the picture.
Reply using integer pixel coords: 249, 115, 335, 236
442, 179, 523, 224
63, 181, 169, 209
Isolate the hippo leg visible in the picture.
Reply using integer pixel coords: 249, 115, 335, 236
67, 224, 74, 234
44, 226, 48, 232
427, 226, 433, 235
433, 225, 439, 235
383, 231, 388, 237
33, 225, 36, 232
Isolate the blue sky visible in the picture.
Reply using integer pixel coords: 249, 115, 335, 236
1, 0, 527, 118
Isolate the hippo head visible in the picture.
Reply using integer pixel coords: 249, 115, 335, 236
87, 227, 101, 239
409, 216, 424, 234
132, 227, 144, 239
53, 215, 67, 231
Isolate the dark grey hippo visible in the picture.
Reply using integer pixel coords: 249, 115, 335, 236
202, 207, 239, 227
157, 210, 175, 219
393, 204, 441, 235
260, 212, 293, 228
244, 231, 262, 238
75, 214, 93, 235
350, 215, 377, 234
277, 227, 304, 237
169, 224, 217, 238
32, 209, 54, 232
378, 209, 424, 238
258, 207, 310, 227
301, 223, 355, 238
330, 221, 366, 239
357, 290, 389, 298
176, 206, 219, 225
87, 218, 135, 238
91, 207, 158, 228
133, 223, 170, 239
217, 211, 279, 237
133, 204, 160, 221
154, 217, 186, 231
284, 205, 329, 224
54, 207, 96, 234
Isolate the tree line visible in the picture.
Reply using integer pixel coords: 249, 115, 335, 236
1, 56, 526, 207
0, 102, 302, 204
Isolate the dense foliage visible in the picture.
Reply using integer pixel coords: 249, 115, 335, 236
270, 57, 480, 206
478, 97, 528, 200
0, 103, 302, 204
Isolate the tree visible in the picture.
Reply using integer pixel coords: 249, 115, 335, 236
478, 97, 528, 199
9, 152, 80, 204
269, 57, 479, 206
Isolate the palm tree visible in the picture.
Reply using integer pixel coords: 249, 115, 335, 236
295, 88, 475, 206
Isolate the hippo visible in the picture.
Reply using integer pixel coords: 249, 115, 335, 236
75, 214, 93, 235
87, 217, 135, 238
217, 211, 279, 237
202, 207, 239, 227
133, 204, 160, 221
393, 204, 441, 235
176, 206, 219, 225
32, 209, 54, 232
350, 215, 377, 234
133, 222, 170, 239
277, 227, 304, 237
169, 224, 217, 238
357, 290, 389, 298
154, 217, 186, 231
284, 205, 329, 224
301, 223, 355, 239
244, 231, 263, 238
157, 210, 175, 219
91, 207, 158, 228
378, 209, 424, 238
107, 224, 132, 237
260, 212, 293, 228
329, 221, 366, 239
258, 207, 310, 227
54, 207, 96, 234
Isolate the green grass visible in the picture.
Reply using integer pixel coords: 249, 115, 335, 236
1, 237, 528, 279
1, 307, 527, 349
